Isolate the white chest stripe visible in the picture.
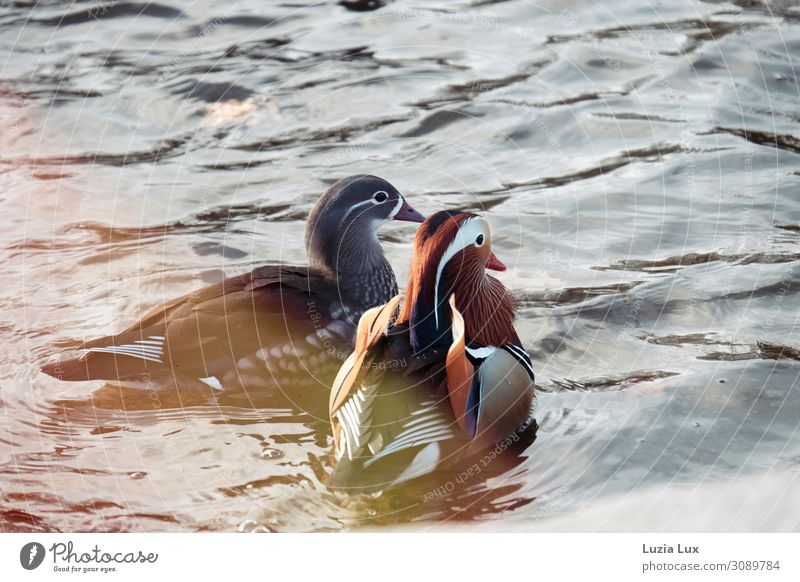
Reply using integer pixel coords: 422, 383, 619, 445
466, 345, 497, 360
466, 343, 535, 380
503, 344, 536, 380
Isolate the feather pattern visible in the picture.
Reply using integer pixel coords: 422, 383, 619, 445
84, 335, 166, 363
40, 175, 424, 390
328, 210, 536, 492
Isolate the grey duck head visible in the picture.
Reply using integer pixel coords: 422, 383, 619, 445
305, 175, 425, 311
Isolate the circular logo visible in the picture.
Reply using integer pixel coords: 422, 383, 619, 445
20, 542, 46, 570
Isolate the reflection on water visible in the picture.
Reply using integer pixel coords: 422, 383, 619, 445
2, 0, 799, 531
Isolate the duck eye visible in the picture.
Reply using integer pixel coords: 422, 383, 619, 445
475, 234, 485, 246
373, 191, 388, 203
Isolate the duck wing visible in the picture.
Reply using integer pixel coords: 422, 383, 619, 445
329, 295, 536, 492
329, 297, 469, 492
448, 295, 536, 447
41, 266, 354, 389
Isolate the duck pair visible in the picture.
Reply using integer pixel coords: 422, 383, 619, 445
42, 176, 536, 491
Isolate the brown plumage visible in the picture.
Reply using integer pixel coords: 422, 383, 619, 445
440, 256, 517, 347
327, 210, 536, 493
40, 175, 425, 395
396, 210, 518, 351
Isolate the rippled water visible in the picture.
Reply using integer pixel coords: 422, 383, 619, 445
2, 0, 799, 532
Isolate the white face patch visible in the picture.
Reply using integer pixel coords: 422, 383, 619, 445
433, 217, 490, 327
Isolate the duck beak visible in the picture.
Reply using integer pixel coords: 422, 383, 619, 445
486, 252, 507, 272
393, 199, 426, 223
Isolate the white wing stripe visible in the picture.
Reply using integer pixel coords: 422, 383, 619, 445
352, 392, 363, 414
120, 345, 163, 355
401, 411, 448, 429
88, 347, 162, 358
380, 432, 452, 458
342, 402, 362, 449
85, 347, 163, 363
110, 348, 162, 357
365, 427, 454, 466
411, 405, 441, 416
89, 341, 164, 356
365, 407, 456, 466
390, 424, 454, 448
332, 384, 380, 461
336, 410, 356, 460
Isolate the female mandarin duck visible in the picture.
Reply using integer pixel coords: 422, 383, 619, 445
328, 210, 536, 492
41, 175, 425, 393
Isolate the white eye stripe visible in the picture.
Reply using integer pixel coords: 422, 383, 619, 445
433, 217, 490, 328
342, 198, 374, 219
342, 192, 397, 221
388, 195, 404, 218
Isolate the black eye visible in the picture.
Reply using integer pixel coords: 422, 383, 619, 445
373, 191, 388, 203
475, 234, 485, 246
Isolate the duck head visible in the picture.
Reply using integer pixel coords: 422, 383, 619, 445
306, 175, 425, 278
397, 210, 516, 353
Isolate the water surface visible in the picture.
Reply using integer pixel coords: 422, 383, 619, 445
1, 0, 799, 532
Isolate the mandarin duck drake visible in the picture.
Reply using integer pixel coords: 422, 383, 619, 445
328, 210, 536, 492
41, 175, 425, 394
